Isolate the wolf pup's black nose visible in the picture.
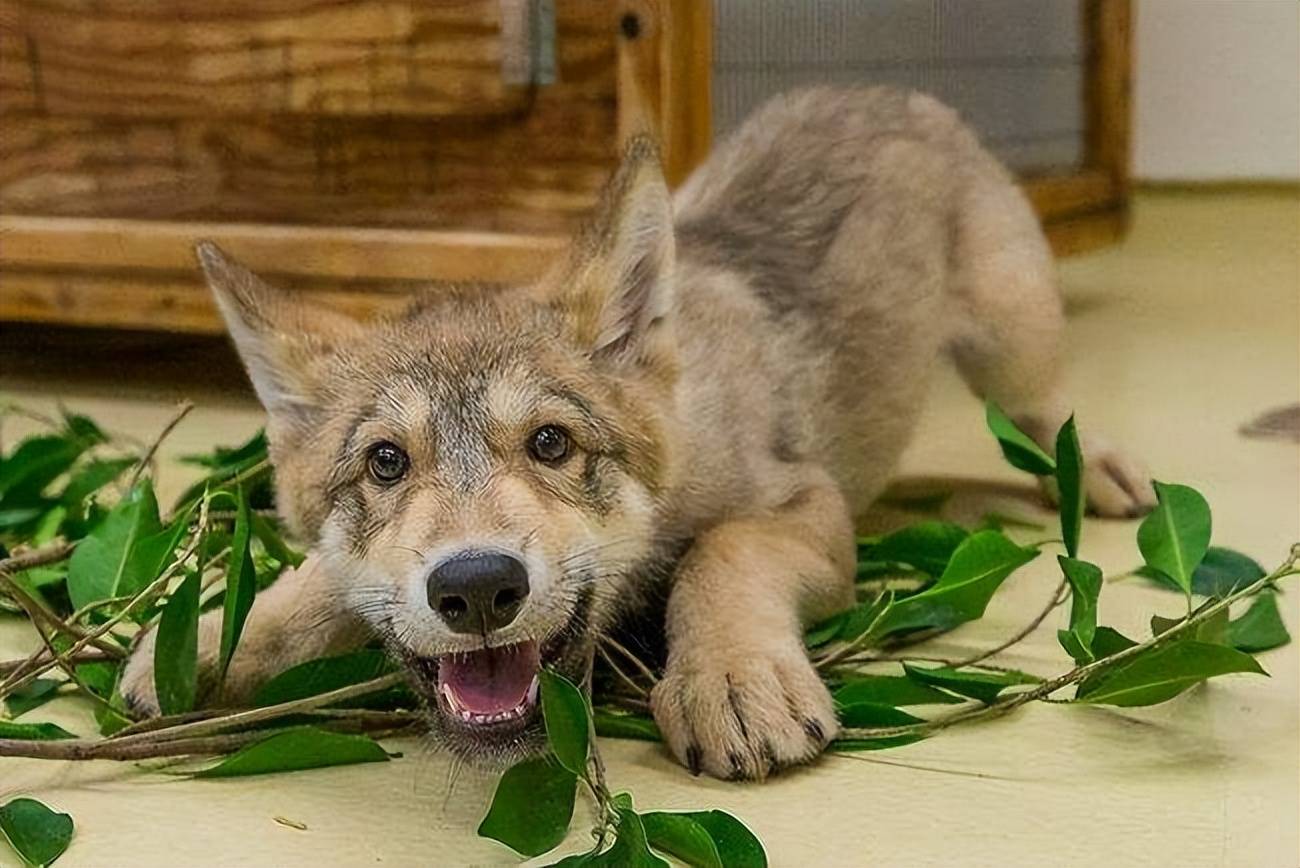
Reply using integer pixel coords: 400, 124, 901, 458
427, 552, 530, 634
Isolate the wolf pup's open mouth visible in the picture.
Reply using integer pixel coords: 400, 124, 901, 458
435, 640, 541, 727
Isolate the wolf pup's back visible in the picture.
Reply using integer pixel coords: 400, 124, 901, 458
667, 86, 1047, 519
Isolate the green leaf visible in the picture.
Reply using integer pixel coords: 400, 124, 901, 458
64, 479, 163, 610
0, 797, 74, 867
1057, 556, 1103, 663
835, 591, 894, 641
832, 675, 963, 707
592, 709, 662, 742
218, 489, 257, 677
125, 509, 195, 612
861, 522, 969, 576
985, 402, 1055, 475
803, 613, 846, 648
173, 431, 269, 512
1136, 482, 1211, 597
1054, 416, 1085, 558
540, 669, 589, 776
0, 721, 77, 741
93, 691, 131, 737
640, 813, 722, 868
1228, 593, 1291, 653
1074, 625, 1142, 696
833, 702, 927, 750
477, 756, 578, 858
601, 801, 669, 868
180, 429, 267, 469
60, 412, 107, 446
59, 458, 134, 514
1151, 602, 1228, 645
1076, 640, 1266, 706
73, 661, 116, 698
30, 507, 66, 547
1141, 547, 1267, 597
153, 572, 201, 715
873, 531, 1038, 636
4, 679, 62, 719
0, 435, 86, 503
250, 514, 305, 568
1091, 626, 1139, 657
902, 663, 1040, 705
680, 811, 767, 868
1057, 631, 1090, 665
253, 649, 401, 708
0, 507, 44, 531
977, 512, 1048, 533
1190, 548, 1267, 596
192, 727, 389, 778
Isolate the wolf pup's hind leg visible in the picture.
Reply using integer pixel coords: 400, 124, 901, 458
651, 466, 855, 780
941, 131, 1156, 518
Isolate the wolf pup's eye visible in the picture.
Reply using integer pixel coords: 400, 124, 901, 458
527, 425, 571, 464
366, 441, 409, 484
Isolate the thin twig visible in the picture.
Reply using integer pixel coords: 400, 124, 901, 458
596, 644, 650, 698
947, 578, 1069, 668
0, 720, 423, 762
103, 673, 407, 746
127, 401, 194, 490
0, 540, 76, 574
580, 652, 617, 849
0, 650, 110, 678
597, 636, 660, 686
813, 594, 896, 670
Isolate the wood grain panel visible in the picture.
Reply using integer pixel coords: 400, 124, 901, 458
0, 105, 617, 232
0, 215, 564, 283
0, 0, 610, 118
0, 0, 621, 229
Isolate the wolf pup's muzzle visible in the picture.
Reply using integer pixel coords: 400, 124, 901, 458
424, 551, 540, 727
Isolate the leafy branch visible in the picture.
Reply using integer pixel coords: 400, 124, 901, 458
0, 401, 1293, 867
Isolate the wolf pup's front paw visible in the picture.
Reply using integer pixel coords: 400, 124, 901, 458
119, 613, 224, 717
651, 636, 837, 780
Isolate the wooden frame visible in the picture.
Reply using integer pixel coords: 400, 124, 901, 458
1026, 0, 1133, 256
0, 0, 1127, 334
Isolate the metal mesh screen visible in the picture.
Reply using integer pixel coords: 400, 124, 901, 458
713, 0, 1086, 173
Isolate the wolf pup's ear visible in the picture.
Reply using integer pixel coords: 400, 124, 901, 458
196, 242, 361, 425
551, 136, 675, 370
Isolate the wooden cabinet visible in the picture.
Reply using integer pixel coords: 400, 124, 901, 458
0, 0, 1126, 334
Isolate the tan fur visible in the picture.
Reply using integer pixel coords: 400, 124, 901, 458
122, 86, 1154, 779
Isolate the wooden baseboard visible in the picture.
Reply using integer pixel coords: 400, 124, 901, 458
1134, 181, 1300, 196
0, 269, 419, 335
1044, 209, 1128, 258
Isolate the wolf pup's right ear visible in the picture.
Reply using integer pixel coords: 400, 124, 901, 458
196, 242, 362, 426
545, 135, 676, 374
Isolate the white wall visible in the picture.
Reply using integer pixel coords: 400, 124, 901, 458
1134, 0, 1300, 181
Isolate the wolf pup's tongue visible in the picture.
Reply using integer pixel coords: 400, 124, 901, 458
437, 640, 541, 722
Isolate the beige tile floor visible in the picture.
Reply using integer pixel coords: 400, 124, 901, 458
1, 190, 1298, 867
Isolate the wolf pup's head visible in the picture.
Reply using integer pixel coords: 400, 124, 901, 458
199, 139, 678, 761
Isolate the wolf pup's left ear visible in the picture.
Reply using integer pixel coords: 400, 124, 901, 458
549, 136, 676, 371
196, 242, 362, 427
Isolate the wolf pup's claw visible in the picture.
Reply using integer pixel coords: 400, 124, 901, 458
651, 638, 838, 781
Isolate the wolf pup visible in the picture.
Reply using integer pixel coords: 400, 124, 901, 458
123, 87, 1155, 780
